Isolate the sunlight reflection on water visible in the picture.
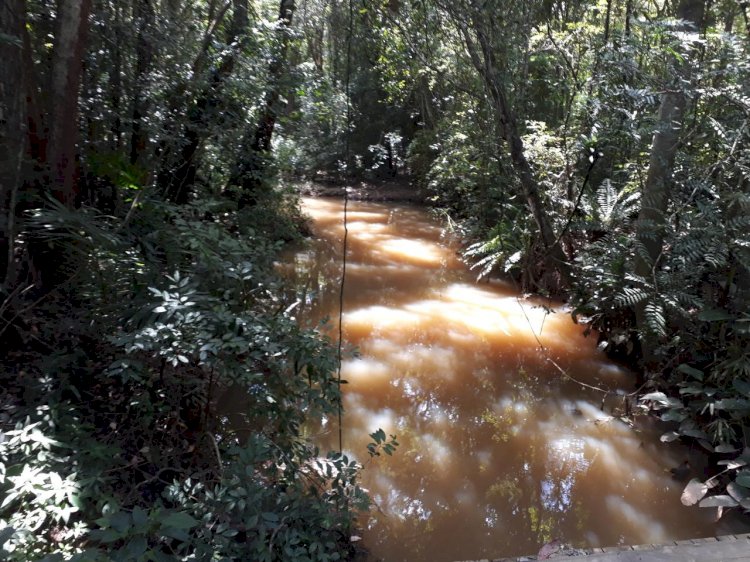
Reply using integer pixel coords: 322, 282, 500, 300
275, 197, 717, 561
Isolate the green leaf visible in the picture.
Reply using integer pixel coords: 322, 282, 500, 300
640, 392, 668, 403
715, 399, 750, 412
0, 527, 14, 547
94, 528, 122, 544
698, 309, 734, 322
699, 495, 738, 508
679, 385, 705, 396
161, 511, 198, 530
677, 364, 704, 381
727, 482, 749, 502
681, 478, 708, 506
682, 428, 709, 439
132, 506, 148, 529
110, 511, 131, 533
735, 472, 750, 488
733, 379, 750, 397
0, 491, 18, 509
660, 431, 680, 442
122, 536, 147, 559
660, 410, 687, 422
261, 512, 279, 523
718, 459, 747, 469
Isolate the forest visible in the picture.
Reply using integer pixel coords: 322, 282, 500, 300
0, 0, 749, 560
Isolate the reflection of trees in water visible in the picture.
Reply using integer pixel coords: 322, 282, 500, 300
279, 240, 341, 325
543, 437, 589, 512
340, 344, 592, 554
356, 353, 615, 555
283, 199, 711, 560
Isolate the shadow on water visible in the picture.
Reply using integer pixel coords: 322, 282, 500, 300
275, 197, 717, 562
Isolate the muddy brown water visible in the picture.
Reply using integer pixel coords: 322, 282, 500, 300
276, 197, 719, 561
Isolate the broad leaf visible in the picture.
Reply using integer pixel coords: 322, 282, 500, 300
698, 309, 734, 322
718, 459, 747, 469
660, 431, 680, 442
727, 482, 749, 502
677, 364, 704, 380
681, 478, 708, 506
735, 472, 750, 488
161, 511, 198, 530
699, 495, 738, 508
640, 392, 668, 403
733, 379, 750, 397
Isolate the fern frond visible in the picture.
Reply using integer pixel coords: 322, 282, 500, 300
597, 179, 617, 222
632, 239, 654, 268
614, 286, 649, 307
644, 300, 667, 337
623, 272, 651, 288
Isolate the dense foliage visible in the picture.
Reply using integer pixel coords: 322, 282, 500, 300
0, 1, 373, 560
2, 0, 750, 557
338, 0, 750, 520
0, 198, 370, 561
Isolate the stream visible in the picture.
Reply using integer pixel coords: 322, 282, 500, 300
278, 196, 718, 561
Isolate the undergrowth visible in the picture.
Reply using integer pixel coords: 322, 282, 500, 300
0, 193, 370, 561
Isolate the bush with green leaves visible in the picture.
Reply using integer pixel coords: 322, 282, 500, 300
571, 71, 750, 518
0, 191, 374, 561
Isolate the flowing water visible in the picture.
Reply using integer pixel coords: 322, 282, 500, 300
279, 196, 717, 561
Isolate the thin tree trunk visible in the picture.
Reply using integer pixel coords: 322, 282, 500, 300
458, 17, 571, 287
604, 0, 612, 43
230, 0, 295, 207
0, 0, 26, 285
633, 0, 703, 370
625, 0, 632, 36
47, 0, 92, 206
634, 0, 704, 278
22, 7, 45, 167
159, 0, 248, 203
110, 1, 123, 150
251, 0, 295, 154
634, 92, 686, 276
130, 0, 155, 165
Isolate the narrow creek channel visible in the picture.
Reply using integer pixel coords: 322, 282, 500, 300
279, 196, 717, 561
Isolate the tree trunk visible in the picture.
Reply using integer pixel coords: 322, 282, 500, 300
251, 0, 296, 154
22, 7, 45, 168
159, 0, 248, 203
230, 0, 295, 208
633, 92, 686, 278
634, 0, 703, 279
458, 14, 571, 287
47, 0, 92, 206
110, 1, 123, 151
130, 0, 155, 166
0, 0, 26, 285
603, 0, 612, 42
633, 0, 702, 369
625, 0, 632, 36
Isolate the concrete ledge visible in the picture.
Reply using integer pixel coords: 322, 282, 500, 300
455, 533, 750, 562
